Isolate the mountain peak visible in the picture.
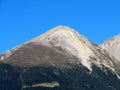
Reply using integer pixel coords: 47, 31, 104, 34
103, 34, 120, 42
104, 34, 120, 42
1, 27, 120, 90
49, 25, 74, 31
101, 34, 120, 61
1, 26, 95, 70
29, 26, 90, 45
26, 26, 95, 70
1, 26, 120, 75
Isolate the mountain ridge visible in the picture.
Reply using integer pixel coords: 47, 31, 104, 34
1, 26, 120, 90
1, 26, 120, 72
1, 26, 95, 70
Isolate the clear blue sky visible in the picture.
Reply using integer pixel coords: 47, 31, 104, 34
0, 0, 120, 53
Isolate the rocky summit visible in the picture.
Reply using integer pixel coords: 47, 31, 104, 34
0, 26, 120, 90
101, 34, 120, 61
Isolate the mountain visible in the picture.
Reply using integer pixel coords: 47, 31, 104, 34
101, 34, 120, 61
0, 26, 120, 90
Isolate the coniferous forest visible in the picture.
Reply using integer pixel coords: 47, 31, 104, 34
0, 63, 120, 90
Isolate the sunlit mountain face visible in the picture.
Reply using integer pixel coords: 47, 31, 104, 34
0, 26, 120, 90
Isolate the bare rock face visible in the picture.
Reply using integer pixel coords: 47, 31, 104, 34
28, 26, 96, 70
101, 34, 120, 61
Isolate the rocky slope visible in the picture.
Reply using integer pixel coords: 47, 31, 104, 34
0, 26, 120, 90
101, 34, 120, 61
1, 26, 119, 71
